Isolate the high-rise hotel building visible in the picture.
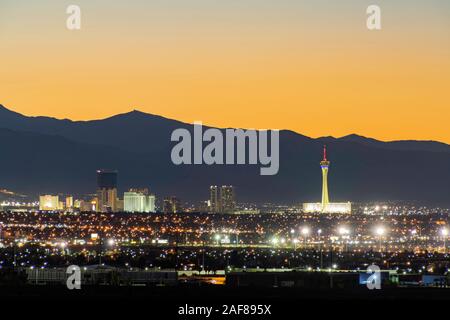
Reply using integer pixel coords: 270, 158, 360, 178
209, 185, 236, 214
209, 186, 220, 213
124, 188, 156, 213
96, 169, 118, 213
220, 185, 235, 214
39, 195, 60, 211
163, 196, 182, 214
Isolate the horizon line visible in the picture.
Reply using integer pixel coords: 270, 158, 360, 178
1, 103, 448, 145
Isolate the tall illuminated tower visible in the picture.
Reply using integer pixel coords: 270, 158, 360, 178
303, 145, 351, 214
320, 145, 330, 210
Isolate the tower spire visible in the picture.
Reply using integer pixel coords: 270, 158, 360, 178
323, 145, 327, 161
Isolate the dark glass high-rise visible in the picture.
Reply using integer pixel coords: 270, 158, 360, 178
97, 170, 118, 189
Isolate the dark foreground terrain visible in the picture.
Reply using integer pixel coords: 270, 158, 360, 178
2, 284, 450, 300
1, 285, 445, 319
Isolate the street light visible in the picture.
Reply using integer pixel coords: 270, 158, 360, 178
301, 227, 310, 249
60, 242, 67, 257
374, 226, 386, 253
271, 237, 279, 246
301, 227, 310, 236
338, 226, 350, 252
214, 234, 221, 245
375, 226, 385, 236
441, 228, 448, 253
293, 238, 299, 250
317, 229, 323, 269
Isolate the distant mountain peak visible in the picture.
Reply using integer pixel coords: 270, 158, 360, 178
341, 133, 369, 139
112, 109, 148, 118
129, 109, 146, 115
340, 134, 379, 142
108, 109, 177, 121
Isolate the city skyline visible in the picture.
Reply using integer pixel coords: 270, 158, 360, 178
0, 105, 449, 205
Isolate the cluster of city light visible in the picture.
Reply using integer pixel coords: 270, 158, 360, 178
271, 237, 287, 245
2, 207, 450, 257
441, 228, 449, 253
214, 234, 232, 244
0, 201, 39, 207
210, 224, 450, 251
269, 225, 393, 248
275, 225, 388, 240
263, 224, 450, 254
338, 226, 351, 236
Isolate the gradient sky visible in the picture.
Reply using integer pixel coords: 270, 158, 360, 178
1, 0, 449, 142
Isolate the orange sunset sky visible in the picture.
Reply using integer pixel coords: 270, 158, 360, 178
1, 0, 450, 143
